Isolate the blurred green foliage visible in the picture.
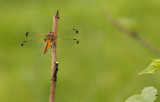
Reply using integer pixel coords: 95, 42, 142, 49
0, 0, 160, 102
125, 86, 158, 102
139, 59, 160, 75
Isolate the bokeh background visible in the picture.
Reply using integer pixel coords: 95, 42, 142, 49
1, 0, 160, 102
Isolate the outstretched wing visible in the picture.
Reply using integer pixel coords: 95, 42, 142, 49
21, 32, 47, 48
57, 29, 79, 38
56, 29, 79, 47
56, 38, 79, 48
21, 29, 79, 53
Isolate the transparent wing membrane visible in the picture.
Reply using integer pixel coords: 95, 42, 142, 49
21, 31, 46, 48
56, 38, 79, 48
21, 29, 79, 50
25, 32, 47, 40
21, 39, 46, 49
56, 29, 79, 47
57, 29, 79, 38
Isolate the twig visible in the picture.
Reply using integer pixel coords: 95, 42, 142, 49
49, 10, 60, 102
106, 12, 160, 56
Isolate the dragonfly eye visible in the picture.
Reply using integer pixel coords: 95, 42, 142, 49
26, 32, 29, 37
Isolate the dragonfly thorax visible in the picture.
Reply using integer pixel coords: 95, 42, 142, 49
45, 32, 56, 42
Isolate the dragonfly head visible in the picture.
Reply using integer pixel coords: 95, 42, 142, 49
48, 31, 54, 35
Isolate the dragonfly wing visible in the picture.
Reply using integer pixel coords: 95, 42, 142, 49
56, 29, 79, 48
56, 38, 79, 48
25, 32, 47, 40
21, 39, 46, 49
21, 32, 47, 48
57, 29, 79, 38
21, 29, 79, 51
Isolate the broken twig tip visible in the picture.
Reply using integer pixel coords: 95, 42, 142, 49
55, 10, 60, 19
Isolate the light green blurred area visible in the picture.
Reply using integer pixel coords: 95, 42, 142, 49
0, 0, 160, 102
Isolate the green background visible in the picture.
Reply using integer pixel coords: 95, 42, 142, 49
0, 0, 160, 102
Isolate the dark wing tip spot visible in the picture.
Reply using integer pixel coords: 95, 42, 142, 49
76, 30, 78, 34
73, 29, 79, 34
26, 32, 29, 37
73, 39, 77, 40
21, 41, 27, 46
77, 41, 79, 44
21, 43, 23, 46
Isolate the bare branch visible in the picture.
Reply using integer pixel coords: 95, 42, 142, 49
49, 10, 60, 102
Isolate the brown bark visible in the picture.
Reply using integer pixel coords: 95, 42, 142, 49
49, 10, 60, 102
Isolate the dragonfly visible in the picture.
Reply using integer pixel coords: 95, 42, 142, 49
21, 29, 79, 54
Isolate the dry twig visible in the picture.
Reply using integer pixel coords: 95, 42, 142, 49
49, 10, 60, 102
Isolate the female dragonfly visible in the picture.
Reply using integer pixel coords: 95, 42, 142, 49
21, 29, 79, 54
